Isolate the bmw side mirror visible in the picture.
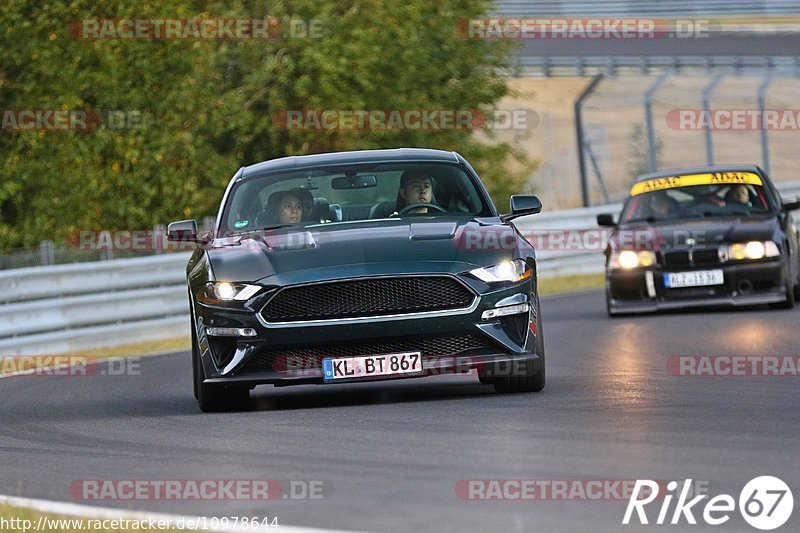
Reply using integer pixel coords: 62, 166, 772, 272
782, 198, 800, 211
167, 219, 199, 242
503, 195, 542, 222
597, 213, 616, 227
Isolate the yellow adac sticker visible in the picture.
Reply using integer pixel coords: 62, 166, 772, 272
631, 172, 763, 196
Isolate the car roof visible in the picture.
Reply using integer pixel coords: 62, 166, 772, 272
240, 148, 462, 179
634, 165, 766, 183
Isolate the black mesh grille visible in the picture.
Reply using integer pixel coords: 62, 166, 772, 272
663, 251, 690, 267
662, 249, 719, 267
692, 249, 720, 266
261, 276, 474, 323
239, 333, 496, 373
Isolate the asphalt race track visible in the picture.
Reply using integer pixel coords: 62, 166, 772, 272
2, 290, 799, 532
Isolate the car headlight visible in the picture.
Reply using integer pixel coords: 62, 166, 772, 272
725, 241, 780, 261
610, 250, 656, 270
470, 259, 532, 284
197, 282, 261, 304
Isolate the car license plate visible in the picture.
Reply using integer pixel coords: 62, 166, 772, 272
323, 352, 423, 381
664, 270, 724, 288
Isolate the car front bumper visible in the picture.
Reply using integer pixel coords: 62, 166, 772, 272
606, 257, 789, 314
193, 277, 542, 387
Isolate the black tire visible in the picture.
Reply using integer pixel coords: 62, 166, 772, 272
192, 325, 200, 400
191, 319, 249, 412
492, 311, 545, 394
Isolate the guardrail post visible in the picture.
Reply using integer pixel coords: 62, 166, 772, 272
758, 73, 777, 176
644, 71, 672, 173
153, 224, 166, 254
39, 240, 54, 266
702, 73, 726, 165
574, 74, 605, 208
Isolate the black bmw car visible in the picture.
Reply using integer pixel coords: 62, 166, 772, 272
168, 148, 545, 411
597, 165, 800, 316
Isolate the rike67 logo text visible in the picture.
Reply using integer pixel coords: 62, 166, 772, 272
624, 477, 793, 530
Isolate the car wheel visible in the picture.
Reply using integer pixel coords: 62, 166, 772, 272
191, 318, 249, 412
492, 311, 545, 394
192, 321, 200, 400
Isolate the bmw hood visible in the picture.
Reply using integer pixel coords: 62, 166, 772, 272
615, 215, 780, 251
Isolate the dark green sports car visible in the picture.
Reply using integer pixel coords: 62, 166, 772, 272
168, 148, 545, 411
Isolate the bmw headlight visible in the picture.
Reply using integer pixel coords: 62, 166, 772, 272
610, 250, 656, 270
725, 241, 780, 261
470, 259, 532, 284
197, 282, 262, 304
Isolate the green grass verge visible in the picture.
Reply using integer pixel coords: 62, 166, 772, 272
61, 337, 191, 359
539, 273, 605, 296
0, 504, 185, 532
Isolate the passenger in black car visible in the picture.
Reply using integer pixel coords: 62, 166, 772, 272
261, 189, 314, 225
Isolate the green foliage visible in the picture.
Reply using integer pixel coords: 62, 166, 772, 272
0, 0, 534, 251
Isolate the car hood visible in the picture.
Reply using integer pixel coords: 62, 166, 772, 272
205, 218, 526, 283
614, 215, 780, 251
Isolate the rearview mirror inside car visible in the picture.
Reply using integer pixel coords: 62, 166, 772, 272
331, 175, 377, 189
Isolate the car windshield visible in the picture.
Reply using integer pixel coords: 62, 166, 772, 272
620, 183, 773, 223
219, 161, 492, 234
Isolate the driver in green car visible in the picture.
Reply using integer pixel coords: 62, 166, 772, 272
394, 170, 437, 215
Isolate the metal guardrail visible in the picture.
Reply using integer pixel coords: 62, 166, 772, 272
494, 1, 800, 17
0, 254, 192, 355
514, 56, 800, 77
1, 182, 799, 355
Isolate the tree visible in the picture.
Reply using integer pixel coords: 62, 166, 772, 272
0, 0, 533, 252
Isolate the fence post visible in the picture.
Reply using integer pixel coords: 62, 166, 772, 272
39, 240, 55, 266
575, 74, 605, 208
757, 73, 776, 176
702, 73, 726, 165
644, 71, 672, 173
153, 224, 166, 254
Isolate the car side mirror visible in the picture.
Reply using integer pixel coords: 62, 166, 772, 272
167, 219, 199, 242
597, 213, 616, 227
782, 198, 800, 211
503, 195, 542, 222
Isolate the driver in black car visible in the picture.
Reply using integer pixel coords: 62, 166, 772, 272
394, 170, 436, 215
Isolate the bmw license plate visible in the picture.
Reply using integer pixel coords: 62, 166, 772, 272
323, 352, 423, 381
664, 270, 724, 288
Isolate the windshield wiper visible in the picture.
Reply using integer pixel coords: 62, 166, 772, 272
624, 215, 679, 224
258, 224, 295, 231
692, 210, 750, 218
